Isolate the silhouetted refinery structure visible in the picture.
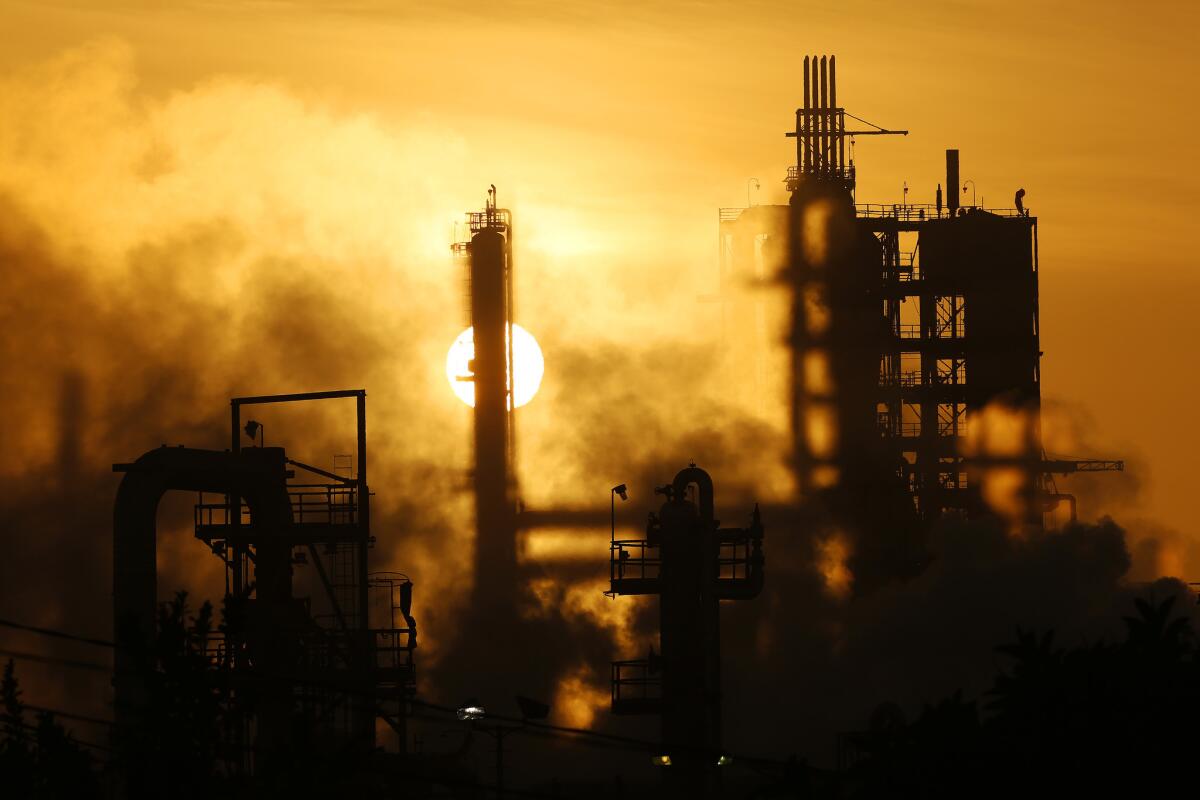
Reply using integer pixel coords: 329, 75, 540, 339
719, 55, 1122, 586
98, 56, 1131, 798
609, 466, 765, 797
450, 187, 520, 616
112, 391, 419, 788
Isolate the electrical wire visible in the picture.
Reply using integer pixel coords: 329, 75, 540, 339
0, 647, 109, 673
0, 617, 115, 649
0, 614, 796, 770
24, 704, 113, 727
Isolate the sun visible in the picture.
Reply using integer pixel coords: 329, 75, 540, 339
445, 324, 544, 409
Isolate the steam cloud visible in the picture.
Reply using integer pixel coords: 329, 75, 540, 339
0, 39, 1194, 783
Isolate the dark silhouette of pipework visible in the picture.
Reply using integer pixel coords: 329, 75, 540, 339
608, 465, 764, 797
451, 186, 520, 617
112, 390, 416, 778
95, 57, 1141, 797
719, 56, 1121, 570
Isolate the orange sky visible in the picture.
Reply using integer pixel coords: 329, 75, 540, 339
2, 0, 1197, 546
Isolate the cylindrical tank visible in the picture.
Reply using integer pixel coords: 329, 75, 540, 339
946, 149, 960, 216
469, 228, 516, 605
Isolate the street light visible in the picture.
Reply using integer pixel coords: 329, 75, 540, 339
747, 177, 760, 207
611, 483, 628, 547
456, 700, 485, 721
962, 180, 976, 209
458, 695, 550, 797
243, 419, 263, 447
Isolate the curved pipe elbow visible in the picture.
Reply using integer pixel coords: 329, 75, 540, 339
672, 466, 714, 521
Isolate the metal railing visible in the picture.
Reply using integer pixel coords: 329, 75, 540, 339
879, 371, 923, 387
717, 201, 1028, 223
373, 627, 417, 685
467, 209, 510, 233
894, 324, 965, 341
786, 164, 856, 190
856, 203, 1028, 221
892, 422, 921, 437
717, 537, 755, 582
611, 659, 661, 706
883, 421, 973, 439
880, 371, 968, 389
610, 540, 661, 584
201, 633, 229, 667
195, 485, 358, 529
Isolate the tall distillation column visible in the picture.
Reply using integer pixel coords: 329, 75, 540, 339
462, 187, 518, 613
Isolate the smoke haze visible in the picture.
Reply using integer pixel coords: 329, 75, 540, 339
1, 3, 1198, 782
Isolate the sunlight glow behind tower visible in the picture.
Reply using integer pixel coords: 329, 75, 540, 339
446, 324, 544, 408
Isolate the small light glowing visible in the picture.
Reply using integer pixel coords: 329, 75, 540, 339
456, 704, 485, 721
651, 755, 672, 767
445, 324, 544, 409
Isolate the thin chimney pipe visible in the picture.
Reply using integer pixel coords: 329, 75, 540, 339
801, 55, 810, 173
831, 55, 842, 174
806, 56, 816, 173
819, 56, 828, 173
946, 149, 960, 217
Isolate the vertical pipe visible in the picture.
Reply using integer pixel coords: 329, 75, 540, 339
230, 400, 242, 597
801, 55, 810, 173
819, 56, 828, 174
812, 57, 821, 173
504, 221, 516, 478
830, 55, 839, 174
946, 149, 960, 217
812, 57, 820, 173
470, 227, 516, 613
355, 390, 374, 749
356, 390, 369, 629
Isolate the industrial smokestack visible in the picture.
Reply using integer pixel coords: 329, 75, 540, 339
469, 226, 516, 606
830, 55, 841, 173
801, 55, 810, 173
816, 56, 825, 173
819, 56, 828, 174
946, 149, 960, 217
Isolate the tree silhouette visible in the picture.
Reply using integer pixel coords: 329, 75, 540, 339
117, 591, 244, 799
846, 592, 1200, 797
0, 659, 101, 799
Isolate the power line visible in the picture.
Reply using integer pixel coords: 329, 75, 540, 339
0, 617, 114, 649
0, 647, 109, 673
406, 696, 789, 769
11, 720, 112, 755
25, 704, 113, 727
0, 615, 794, 770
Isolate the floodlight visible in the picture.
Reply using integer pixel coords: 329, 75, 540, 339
456, 700, 485, 721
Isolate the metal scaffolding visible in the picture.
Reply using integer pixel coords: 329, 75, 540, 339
717, 55, 1122, 546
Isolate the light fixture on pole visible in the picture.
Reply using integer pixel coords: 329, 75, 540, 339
611, 483, 628, 547
457, 695, 550, 797
963, 179, 976, 209
456, 699, 485, 721
243, 420, 263, 447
